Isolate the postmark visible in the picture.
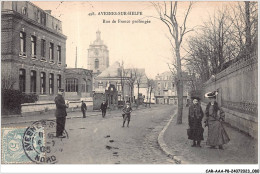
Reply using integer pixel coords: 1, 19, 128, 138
2, 120, 69, 164
1, 127, 32, 164
22, 120, 69, 164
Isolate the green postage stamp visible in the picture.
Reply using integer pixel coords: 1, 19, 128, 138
1, 127, 32, 164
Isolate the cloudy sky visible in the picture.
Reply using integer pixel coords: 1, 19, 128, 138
33, 1, 235, 78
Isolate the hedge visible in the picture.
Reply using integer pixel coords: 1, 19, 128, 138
2, 89, 38, 115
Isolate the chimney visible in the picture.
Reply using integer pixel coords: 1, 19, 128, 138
45, 10, 52, 14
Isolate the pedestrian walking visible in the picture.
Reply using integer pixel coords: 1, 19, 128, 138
122, 102, 132, 128
55, 89, 68, 138
188, 97, 204, 147
81, 100, 87, 118
100, 100, 107, 118
204, 91, 230, 150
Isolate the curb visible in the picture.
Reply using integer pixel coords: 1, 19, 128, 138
157, 110, 189, 164
1, 113, 100, 125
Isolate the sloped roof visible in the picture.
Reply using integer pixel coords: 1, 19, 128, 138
97, 61, 121, 78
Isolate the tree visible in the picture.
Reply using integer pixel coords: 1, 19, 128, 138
185, 2, 258, 86
147, 78, 155, 107
1, 68, 16, 90
132, 68, 145, 107
152, 2, 193, 124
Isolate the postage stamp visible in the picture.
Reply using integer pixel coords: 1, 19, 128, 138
2, 120, 69, 164
22, 120, 69, 164
1, 127, 32, 164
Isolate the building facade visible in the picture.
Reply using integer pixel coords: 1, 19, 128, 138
94, 61, 133, 104
154, 72, 176, 104
154, 71, 189, 104
87, 30, 109, 75
64, 68, 93, 100
1, 1, 67, 101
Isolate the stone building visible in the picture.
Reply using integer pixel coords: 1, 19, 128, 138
154, 72, 176, 104
87, 30, 109, 76
94, 61, 133, 104
64, 68, 93, 100
1, 1, 67, 101
154, 71, 188, 104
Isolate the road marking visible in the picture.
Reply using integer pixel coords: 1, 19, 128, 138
93, 128, 98, 133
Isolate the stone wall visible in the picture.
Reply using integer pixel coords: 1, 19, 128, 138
21, 99, 93, 116
203, 53, 258, 138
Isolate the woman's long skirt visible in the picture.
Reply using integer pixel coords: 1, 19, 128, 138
206, 120, 230, 146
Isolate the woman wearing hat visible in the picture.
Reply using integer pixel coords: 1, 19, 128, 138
205, 91, 230, 149
188, 97, 204, 147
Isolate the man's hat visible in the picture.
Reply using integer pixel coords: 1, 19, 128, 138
58, 88, 64, 92
205, 91, 218, 98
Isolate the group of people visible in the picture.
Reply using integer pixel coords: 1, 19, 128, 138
188, 91, 230, 149
54, 88, 134, 138
54, 88, 230, 150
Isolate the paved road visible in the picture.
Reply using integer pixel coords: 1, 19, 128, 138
4, 105, 175, 164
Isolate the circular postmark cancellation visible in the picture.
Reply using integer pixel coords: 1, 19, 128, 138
22, 120, 68, 164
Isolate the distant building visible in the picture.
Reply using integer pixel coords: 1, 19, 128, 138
154, 72, 176, 104
64, 68, 93, 100
87, 30, 109, 76
154, 71, 189, 104
94, 61, 133, 103
1, 1, 67, 101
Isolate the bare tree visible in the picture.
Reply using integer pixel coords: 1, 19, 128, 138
1, 68, 16, 89
152, 1, 193, 124
147, 78, 155, 108
186, 2, 258, 86
132, 68, 145, 107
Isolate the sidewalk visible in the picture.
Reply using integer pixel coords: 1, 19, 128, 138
161, 106, 258, 164
1, 104, 156, 125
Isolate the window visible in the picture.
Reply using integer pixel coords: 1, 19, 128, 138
40, 72, 46, 94
98, 82, 103, 89
19, 69, 26, 92
164, 82, 167, 88
22, 7, 27, 15
40, 12, 46, 26
117, 83, 121, 91
20, 32, 26, 55
30, 71, 36, 93
31, 36, 36, 57
49, 43, 54, 62
57, 46, 61, 63
65, 78, 78, 92
49, 73, 54, 95
41, 39, 46, 58
95, 59, 99, 69
57, 74, 61, 91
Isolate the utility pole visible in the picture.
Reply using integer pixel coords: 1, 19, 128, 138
75, 46, 77, 68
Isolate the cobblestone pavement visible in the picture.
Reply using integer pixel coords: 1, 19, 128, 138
3, 105, 176, 164
163, 106, 258, 164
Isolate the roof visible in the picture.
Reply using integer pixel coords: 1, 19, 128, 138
97, 61, 121, 78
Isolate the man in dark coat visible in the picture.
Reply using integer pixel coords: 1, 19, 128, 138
100, 100, 107, 118
81, 100, 87, 118
188, 97, 204, 147
55, 89, 68, 138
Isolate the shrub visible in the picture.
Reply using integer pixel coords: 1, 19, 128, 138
2, 89, 39, 115
21, 93, 38, 104
2, 89, 22, 115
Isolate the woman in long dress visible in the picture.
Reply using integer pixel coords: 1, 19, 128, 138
205, 91, 230, 149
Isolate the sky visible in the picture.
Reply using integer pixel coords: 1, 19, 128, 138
32, 1, 237, 78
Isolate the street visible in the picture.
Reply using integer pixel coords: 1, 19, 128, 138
5, 105, 175, 164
